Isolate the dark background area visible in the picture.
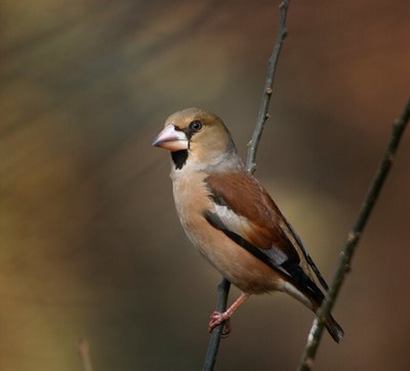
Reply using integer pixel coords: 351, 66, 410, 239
1, 1, 409, 370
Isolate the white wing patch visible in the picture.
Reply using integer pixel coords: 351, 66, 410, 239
212, 204, 288, 266
213, 204, 248, 233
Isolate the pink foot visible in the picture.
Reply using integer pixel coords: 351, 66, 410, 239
208, 311, 231, 337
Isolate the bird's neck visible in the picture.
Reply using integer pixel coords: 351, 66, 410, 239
170, 148, 243, 180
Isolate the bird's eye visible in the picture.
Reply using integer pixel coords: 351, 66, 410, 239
189, 120, 203, 132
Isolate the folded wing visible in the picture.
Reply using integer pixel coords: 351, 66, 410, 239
204, 171, 329, 300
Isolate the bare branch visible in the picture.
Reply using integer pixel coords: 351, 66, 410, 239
78, 338, 94, 371
202, 1, 290, 370
246, 0, 289, 174
297, 99, 410, 371
202, 279, 231, 371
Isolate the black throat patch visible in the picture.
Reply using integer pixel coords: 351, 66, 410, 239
171, 150, 188, 170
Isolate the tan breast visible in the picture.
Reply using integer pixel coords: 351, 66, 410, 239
172, 172, 283, 294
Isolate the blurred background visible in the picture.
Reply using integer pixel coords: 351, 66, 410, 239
1, 0, 409, 370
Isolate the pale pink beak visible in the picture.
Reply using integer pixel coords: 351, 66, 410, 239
152, 124, 188, 152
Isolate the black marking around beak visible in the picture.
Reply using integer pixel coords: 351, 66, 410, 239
174, 126, 189, 150
170, 122, 202, 169
171, 150, 188, 170
174, 124, 201, 149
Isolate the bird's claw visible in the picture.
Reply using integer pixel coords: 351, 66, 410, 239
208, 311, 231, 337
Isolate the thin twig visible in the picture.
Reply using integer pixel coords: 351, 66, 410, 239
246, 0, 289, 174
202, 1, 290, 370
202, 279, 231, 371
297, 99, 410, 371
78, 338, 94, 371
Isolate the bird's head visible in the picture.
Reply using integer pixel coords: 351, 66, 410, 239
153, 108, 238, 171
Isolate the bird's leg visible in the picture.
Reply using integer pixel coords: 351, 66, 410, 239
208, 292, 250, 335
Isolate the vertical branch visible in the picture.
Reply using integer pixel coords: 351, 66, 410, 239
78, 338, 94, 371
297, 99, 410, 371
202, 1, 290, 370
246, 0, 289, 174
202, 279, 231, 371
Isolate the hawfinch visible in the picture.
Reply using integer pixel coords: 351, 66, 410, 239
153, 108, 343, 343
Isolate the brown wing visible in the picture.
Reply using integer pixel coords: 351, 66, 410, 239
205, 171, 328, 290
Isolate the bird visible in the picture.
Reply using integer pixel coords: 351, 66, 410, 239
152, 107, 344, 343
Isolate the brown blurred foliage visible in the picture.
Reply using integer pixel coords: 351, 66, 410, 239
1, 1, 409, 370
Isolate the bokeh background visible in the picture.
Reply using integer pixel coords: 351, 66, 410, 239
1, 1, 409, 370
